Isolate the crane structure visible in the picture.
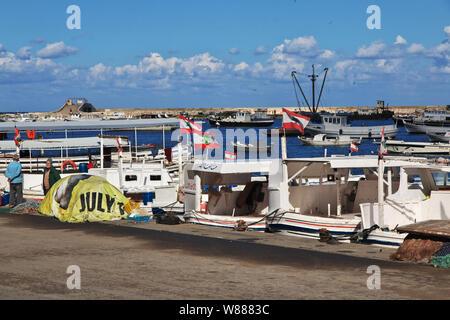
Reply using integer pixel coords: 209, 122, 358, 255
291, 65, 329, 114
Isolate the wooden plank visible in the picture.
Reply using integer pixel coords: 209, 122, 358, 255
397, 220, 450, 239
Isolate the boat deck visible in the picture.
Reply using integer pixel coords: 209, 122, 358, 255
397, 220, 450, 240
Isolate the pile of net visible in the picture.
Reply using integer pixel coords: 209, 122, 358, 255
390, 235, 450, 268
429, 243, 450, 268
11, 200, 42, 215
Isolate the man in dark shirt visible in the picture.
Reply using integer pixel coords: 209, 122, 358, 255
43, 158, 61, 195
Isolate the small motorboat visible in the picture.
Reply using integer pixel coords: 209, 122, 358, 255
298, 134, 360, 146
426, 131, 450, 143
232, 141, 272, 153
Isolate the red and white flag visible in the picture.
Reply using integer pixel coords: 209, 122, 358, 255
179, 115, 203, 135
14, 127, 21, 147
193, 131, 220, 149
378, 126, 387, 159
115, 136, 123, 153
225, 151, 237, 160
350, 142, 359, 152
282, 108, 310, 134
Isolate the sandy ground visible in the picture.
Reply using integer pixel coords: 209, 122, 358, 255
0, 212, 449, 300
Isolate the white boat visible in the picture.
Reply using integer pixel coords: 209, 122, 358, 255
359, 163, 450, 246
298, 134, 359, 146
426, 131, 450, 143
305, 114, 398, 139
0, 135, 186, 216
403, 119, 450, 135
379, 140, 450, 155
209, 111, 274, 127
183, 160, 273, 231
231, 141, 272, 153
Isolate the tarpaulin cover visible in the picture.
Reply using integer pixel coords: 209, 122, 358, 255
39, 174, 132, 223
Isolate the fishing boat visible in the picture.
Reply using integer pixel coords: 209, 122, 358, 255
376, 140, 450, 155
359, 161, 450, 246
298, 134, 360, 146
402, 112, 450, 134
183, 160, 273, 231
209, 111, 274, 127
265, 155, 450, 246
231, 141, 272, 153
305, 114, 398, 139
426, 131, 450, 143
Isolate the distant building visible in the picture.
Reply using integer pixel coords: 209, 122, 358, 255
55, 98, 96, 116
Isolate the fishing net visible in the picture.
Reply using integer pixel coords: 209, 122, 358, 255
429, 243, 450, 268
10, 200, 42, 215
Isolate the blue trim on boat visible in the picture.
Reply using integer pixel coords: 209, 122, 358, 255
268, 223, 356, 236
189, 221, 266, 231
359, 238, 401, 246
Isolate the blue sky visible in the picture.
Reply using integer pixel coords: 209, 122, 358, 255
0, 0, 449, 111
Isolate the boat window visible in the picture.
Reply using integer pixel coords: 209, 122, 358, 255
150, 175, 162, 181
431, 172, 448, 186
125, 175, 138, 181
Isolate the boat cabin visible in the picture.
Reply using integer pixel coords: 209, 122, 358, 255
184, 160, 275, 225
320, 114, 349, 127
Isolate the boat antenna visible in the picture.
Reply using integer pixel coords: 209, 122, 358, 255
291, 71, 311, 111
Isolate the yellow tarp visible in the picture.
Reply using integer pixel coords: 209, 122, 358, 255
38, 174, 133, 223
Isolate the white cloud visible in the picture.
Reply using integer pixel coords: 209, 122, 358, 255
277, 36, 317, 55
16, 46, 32, 60
37, 42, 78, 59
228, 47, 240, 55
254, 45, 267, 55
355, 41, 386, 58
445, 26, 450, 38
394, 35, 407, 45
407, 43, 426, 54
319, 49, 335, 59
233, 62, 249, 72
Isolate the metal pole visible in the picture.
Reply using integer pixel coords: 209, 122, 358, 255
316, 68, 329, 108
194, 173, 201, 212
387, 168, 392, 196
163, 125, 165, 149
378, 159, 385, 227
65, 129, 68, 159
100, 129, 104, 169
134, 127, 138, 162
178, 137, 183, 186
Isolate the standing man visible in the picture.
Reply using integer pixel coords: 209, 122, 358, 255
43, 158, 61, 195
5, 153, 23, 208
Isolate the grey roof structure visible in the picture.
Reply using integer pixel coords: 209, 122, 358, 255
0, 118, 178, 132
0, 136, 130, 151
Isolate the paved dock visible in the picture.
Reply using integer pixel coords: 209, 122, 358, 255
0, 212, 449, 299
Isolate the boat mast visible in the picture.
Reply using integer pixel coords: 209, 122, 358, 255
291, 65, 329, 114
316, 67, 329, 109
309, 64, 318, 113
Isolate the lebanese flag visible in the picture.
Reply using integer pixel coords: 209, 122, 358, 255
26, 130, 36, 140
193, 131, 220, 149
350, 142, 359, 152
282, 108, 310, 134
378, 126, 387, 159
115, 136, 123, 153
179, 115, 203, 135
225, 151, 237, 160
14, 127, 21, 147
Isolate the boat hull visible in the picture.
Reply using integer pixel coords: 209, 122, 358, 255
184, 212, 267, 231
209, 119, 274, 127
305, 125, 398, 139
385, 141, 450, 155
404, 121, 450, 134
266, 212, 361, 240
